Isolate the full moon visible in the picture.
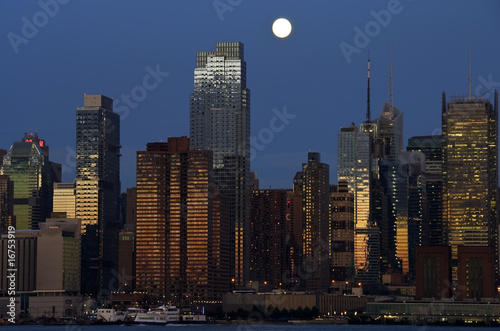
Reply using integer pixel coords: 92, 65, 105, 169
272, 18, 292, 38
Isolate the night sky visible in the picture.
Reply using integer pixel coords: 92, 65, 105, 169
1, 0, 499, 191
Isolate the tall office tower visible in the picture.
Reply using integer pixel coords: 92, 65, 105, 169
353, 130, 381, 284
442, 91, 498, 277
1, 135, 56, 230
136, 137, 229, 302
53, 182, 76, 219
76, 94, 121, 296
381, 151, 426, 275
285, 173, 303, 289
301, 152, 330, 292
190, 42, 250, 286
338, 124, 358, 193
0, 176, 14, 234
407, 135, 443, 245
329, 181, 354, 285
250, 189, 288, 290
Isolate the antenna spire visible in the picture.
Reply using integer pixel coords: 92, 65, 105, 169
468, 40, 472, 101
389, 44, 393, 113
366, 52, 371, 122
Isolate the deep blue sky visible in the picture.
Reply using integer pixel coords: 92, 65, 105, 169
1, 0, 499, 191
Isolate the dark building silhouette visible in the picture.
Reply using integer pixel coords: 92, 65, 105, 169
457, 246, 495, 301
250, 189, 288, 290
407, 135, 443, 246
0, 176, 14, 234
415, 245, 451, 300
285, 173, 303, 290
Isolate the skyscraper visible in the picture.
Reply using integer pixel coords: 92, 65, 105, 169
135, 137, 229, 302
407, 135, 443, 245
76, 94, 121, 296
329, 181, 354, 285
353, 129, 381, 284
190, 42, 250, 286
1, 134, 56, 230
442, 91, 498, 277
250, 189, 288, 290
337, 124, 358, 193
380, 151, 427, 275
286, 172, 304, 289
302, 151, 330, 292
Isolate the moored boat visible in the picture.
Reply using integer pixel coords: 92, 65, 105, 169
134, 305, 180, 324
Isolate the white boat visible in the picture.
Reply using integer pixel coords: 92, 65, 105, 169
96, 308, 126, 322
125, 307, 143, 322
134, 305, 180, 324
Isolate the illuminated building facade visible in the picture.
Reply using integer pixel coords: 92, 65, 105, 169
442, 92, 498, 277
136, 137, 229, 302
190, 42, 250, 286
354, 130, 381, 284
1, 134, 57, 230
407, 135, 443, 245
301, 152, 330, 292
250, 189, 288, 290
76, 94, 121, 295
381, 151, 427, 275
337, 125, 358, 193
329, 181, 354, 284
53, 182, 76, 219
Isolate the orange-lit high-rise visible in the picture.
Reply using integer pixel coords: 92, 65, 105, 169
136, 137, 229, 303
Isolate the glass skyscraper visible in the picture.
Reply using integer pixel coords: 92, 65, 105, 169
76, 94, 121, 296
407, 135, 443, 246
1, 134, 55, 230
442, 92, 498, 278
190, 42, 250, 286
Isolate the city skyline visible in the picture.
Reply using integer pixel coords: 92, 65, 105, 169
1, 0, 500, 191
